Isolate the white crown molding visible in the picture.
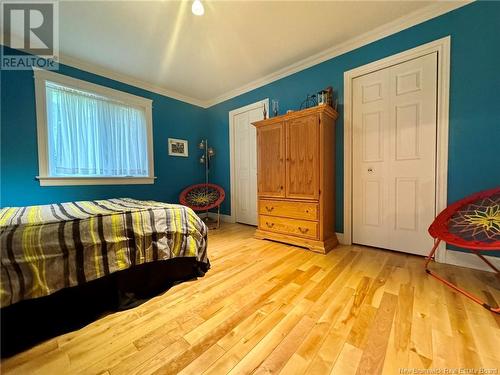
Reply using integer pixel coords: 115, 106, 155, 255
58, 54, 207, 108
2, 1, 471, 108
1, 32, 207, 108
204, 0, 472, 108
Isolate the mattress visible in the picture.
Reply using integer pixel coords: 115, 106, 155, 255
0, 198, 209, 307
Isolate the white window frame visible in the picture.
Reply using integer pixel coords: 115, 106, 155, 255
34, 69, 155, 186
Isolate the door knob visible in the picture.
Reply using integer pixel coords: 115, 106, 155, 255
368, 167, 374, 173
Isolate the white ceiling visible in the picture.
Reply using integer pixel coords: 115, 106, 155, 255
12, 1, 469, 106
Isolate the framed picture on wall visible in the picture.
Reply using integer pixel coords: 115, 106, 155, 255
168, 138, 189, 157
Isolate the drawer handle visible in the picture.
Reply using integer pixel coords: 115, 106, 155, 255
298, 227, 309, 234
266, 222, 275, 228
265, 206, 274, 213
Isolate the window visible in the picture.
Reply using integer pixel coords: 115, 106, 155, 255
34, 69, 154, 186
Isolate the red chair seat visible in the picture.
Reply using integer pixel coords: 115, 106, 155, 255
179, 183, 225, 212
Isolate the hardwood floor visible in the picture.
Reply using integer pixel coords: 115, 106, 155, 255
2, 223, 500, 374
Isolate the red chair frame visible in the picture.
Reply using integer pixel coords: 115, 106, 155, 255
179, 183, 225, 212
425, 187, 500, 313
179, 183, 225, 229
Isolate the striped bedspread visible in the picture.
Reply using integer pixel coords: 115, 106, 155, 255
0, 198, 208, 308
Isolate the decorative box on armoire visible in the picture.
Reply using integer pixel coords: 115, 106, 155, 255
252, 104, 338, 254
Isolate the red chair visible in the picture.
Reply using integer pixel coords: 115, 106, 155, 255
425, 187, 500, 313
179, 183, 225, 229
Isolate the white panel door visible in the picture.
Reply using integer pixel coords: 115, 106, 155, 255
352, 52, 437, 255
234, 106, 261, 225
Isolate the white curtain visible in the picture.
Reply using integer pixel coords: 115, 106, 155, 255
45, 82, 149, 177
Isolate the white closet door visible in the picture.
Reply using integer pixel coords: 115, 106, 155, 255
353, 67, 391, 249
352, 52, 438, 255
234, 106, 261, 225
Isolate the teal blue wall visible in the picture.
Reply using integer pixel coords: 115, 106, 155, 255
205, 1, 500, 234
1, 2, 499, 245
1, 46, 207, 207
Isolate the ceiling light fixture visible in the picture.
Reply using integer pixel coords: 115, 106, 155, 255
192, 0, 204, 16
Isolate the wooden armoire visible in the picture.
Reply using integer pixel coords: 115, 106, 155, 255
252, 104, 338, 254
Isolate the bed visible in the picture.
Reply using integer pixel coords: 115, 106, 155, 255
0, 198, 209, 355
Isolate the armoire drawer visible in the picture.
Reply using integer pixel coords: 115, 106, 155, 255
259, 199, 319, 221
259, 215, 318, 239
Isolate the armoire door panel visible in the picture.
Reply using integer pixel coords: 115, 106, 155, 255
285, 114, 319, 200
257, 123, 285, 198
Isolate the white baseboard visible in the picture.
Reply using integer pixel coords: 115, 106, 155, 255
219, 214, 235, 223
336, 232, 346, 245
442, 249, 500, 273
206, 212, 235, 223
